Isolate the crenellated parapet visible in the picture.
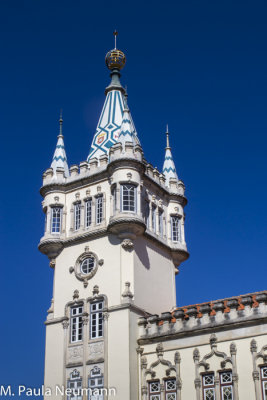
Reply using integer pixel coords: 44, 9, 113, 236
138, 291, 267, 343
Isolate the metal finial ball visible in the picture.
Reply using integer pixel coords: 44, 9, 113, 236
105, 49, 126, 71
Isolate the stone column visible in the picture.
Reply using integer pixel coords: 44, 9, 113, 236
80, 204, 85, 231
137, 185, 141, 216
69, 207, 74, 233
62, 319, 69, 400
62, 209, 67, 235
230, 343, 239, 400
82, 314, 89, 400
251, 339, 260, 400
215, 374, 220, 400
193, 348, 201, 400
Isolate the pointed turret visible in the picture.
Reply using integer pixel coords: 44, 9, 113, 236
50, 113, 69, 177
118, 91, 140, 148
87, 32, 128, 162
162, 126, 178, 185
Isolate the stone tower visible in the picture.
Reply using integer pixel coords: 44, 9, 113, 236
39, 39, 189, 400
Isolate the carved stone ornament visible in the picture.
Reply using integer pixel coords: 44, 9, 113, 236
69, 266, 74, 273
121, 239, 134, 250
68, 346, 83, 363
73, 289, 79, 300
122, 281, 134, 300
62, 320, 69, 329
49, 259, 56, 269
103, 312, 110, 321
88, 342, 104, 358
93, 285, 99, 296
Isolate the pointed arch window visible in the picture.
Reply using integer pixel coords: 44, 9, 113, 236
152, 205, 156, 233
171, 216, 181, 243
121, 184, 136, 212
74, 203, 81, 231
96, 196, 103, 224
85, 198, 92, 228
158, 209, 164, 237
51, 206, 62, 234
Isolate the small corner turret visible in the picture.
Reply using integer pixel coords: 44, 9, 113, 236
50, 112, 69, 178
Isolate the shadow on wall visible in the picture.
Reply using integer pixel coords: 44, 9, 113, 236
135, 236, 151, 270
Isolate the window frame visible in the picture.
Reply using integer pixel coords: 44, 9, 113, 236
88, 366, 104, 400
202, 373, 215, 400
164, 378, 176, 400
151, 205, 157, 233
70, 304, 84, 343
219, 370, 233, 400
90, 300, 104, 339
158, 209, 164, 237
120, 184, 137, 213
50, 206, 62, 234
67, 370, 82, 400
171, 216, 181, 243
74, 202, 81, 231
95, 195, 103, 225
85, 198, 92, 228
148, 380, 161, 400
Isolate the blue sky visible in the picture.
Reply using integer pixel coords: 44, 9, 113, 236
0, 0, 266, 388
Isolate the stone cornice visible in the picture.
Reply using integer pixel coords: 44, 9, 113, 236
138, 313, 267, 345
40, 167, 108, 198
39, 227, 108, 256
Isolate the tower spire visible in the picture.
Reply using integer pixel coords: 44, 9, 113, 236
87, 34, 127, 162
118, 90, 140, 148
114, 30, 118, 49
50, 112, 69, 177
59, 109, 63, 136
166, 124, 170, 148
162, 126, 178, 185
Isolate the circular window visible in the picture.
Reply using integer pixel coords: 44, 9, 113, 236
80, 257, 95, 275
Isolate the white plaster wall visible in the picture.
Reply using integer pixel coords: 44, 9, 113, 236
44, 323, 64, 399
134, 236, 176, 314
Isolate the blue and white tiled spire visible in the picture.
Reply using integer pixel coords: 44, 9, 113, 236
87, 37, 139, 161
162, 126, 178, 185
118, 92, 140, 148
50, 114, 69, 177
